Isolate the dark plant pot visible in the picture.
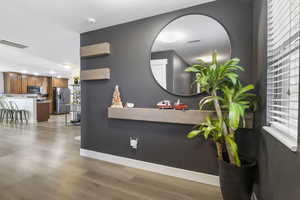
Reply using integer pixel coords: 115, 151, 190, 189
74, 80, 79, 85
218, 158, 256, 200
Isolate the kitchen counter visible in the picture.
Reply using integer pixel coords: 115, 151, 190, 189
37, 100, 51, 104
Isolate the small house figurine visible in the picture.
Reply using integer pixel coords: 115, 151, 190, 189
111, 85, 123, 108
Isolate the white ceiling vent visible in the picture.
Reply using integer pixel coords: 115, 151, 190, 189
187, 40, 201, 43
0, 40, 28, 49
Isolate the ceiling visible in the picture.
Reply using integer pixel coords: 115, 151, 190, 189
152, 15, 231, 64
0, 0, 215, 78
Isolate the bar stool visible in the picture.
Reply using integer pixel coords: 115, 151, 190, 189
8, 101, 30, 124
0, 100, 7, 123
0, 100, 13, 123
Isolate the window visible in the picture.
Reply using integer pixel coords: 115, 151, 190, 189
265, 0, 300, 151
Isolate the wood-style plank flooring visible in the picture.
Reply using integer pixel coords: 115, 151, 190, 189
0, 116, 222, 200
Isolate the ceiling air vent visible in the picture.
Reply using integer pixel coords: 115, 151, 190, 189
187, 40, 201, 44
0, 40, 28, 49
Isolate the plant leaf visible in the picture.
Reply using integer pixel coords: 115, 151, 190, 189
203, 128, 212, 139
234, 65, 245, 71
223, 57, 240, 66
225, 72, 238, 85
229, 103, 241, 130
234, 84, 254, 100
196, 58, 209, 66
199, 96, 222, 110
187, 130, 202, 139
185, 66, 201, 73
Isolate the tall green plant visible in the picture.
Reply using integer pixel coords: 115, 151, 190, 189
185, 52, 256, 167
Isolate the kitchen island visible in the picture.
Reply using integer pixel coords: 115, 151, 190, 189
3, 97, 50, 123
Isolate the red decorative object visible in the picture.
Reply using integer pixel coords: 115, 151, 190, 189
174, 104, 188, 110
174, 99, 188, 110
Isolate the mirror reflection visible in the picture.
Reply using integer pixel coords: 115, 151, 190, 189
150, 15, 231, 96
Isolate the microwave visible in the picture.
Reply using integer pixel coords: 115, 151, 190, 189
27, 86, 41, 94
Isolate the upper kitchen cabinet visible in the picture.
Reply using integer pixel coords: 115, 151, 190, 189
27, 76, 35, 86
20, 75, 48, 94
4, 72, 22, 94
52, 77, 68, 88
21, 74, 29, 94
27, 76, 41, 86
4, 72, 67, 94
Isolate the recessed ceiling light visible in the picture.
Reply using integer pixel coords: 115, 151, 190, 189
21, 70, 28, 74
158, 31, 186, 43
49, 70, 56, 75
57, 75, 62, 78
87, 18, 96, 24
63, 64, 71, 69
33, 73, 39, 76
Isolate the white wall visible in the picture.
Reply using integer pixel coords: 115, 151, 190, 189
0, 72, 4, 94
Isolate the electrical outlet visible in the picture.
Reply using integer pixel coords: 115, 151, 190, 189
130, 137, 138, 150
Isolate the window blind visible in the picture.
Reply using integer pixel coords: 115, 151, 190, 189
267, 0, 300, 146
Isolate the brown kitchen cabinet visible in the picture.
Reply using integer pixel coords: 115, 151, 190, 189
21, 74, 29, 94
37, 101, 50, 122
52, 77, 68, 88
26, 76, 47, 87
27, 76, 35, 86
4, 72, 22, 94
4, 72, 66, 95
4, 72, 31, 94
20, 75, 47, 94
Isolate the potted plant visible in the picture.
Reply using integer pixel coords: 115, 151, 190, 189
185, 52, 256, 200
73, 76, 80, 85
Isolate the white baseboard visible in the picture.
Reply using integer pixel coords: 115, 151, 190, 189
80, 148, 220, 186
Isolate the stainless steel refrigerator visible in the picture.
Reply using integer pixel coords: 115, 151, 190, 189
53, 88, 70, 114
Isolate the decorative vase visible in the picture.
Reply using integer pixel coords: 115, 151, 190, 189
218, 158, 256, 200
74, 79, 79, 85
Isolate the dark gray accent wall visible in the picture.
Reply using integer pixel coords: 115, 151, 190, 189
253, 0, 300, 199
81, 0, 253, 175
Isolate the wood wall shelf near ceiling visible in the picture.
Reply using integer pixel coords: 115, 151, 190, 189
81, 68, 110, 81
80, 42, 111, 57
108, 107, 253, 128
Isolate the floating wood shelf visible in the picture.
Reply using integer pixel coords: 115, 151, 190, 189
108, 107, 253, 128
81, 68, 110, 80
80, 42, 111, 57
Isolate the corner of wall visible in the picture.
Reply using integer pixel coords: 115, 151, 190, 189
0, 72, 4, 94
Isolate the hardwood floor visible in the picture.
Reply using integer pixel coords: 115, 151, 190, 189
0, 116, 222, 200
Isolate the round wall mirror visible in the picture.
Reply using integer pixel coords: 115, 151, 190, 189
150, 15, 231, 96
